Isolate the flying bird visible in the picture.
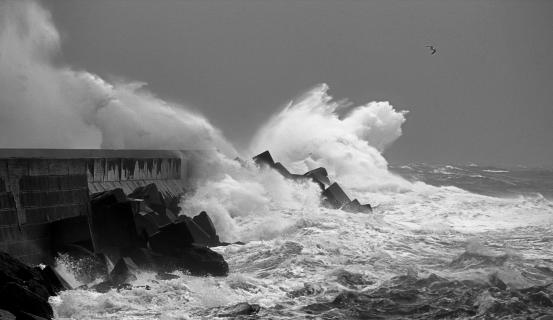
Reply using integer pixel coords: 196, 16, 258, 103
426, 45, 437, 55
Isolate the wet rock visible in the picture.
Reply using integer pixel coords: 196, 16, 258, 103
0, 309, 15, 320
148, 221, 194, 255
91, 257, 139, 293
18, 312, 49, 320
55, 246, 108, 284
252, 150, 275, 167
123, 247, 160, 270
90, 197, 142, 258
218, 302, 261, 317
341, 199, 372, 213
133, 201, 172, 239
192, 211, 221, 246
0, 252, 58, 300
321, 183, 351, 209
273, 162, 293, 178
304, 167, 331, 188
159, 245, 229, 277
33, 265, 70, 292
176, 216, 213, 246
90, 188, 127, 208
0, 282, 53, 319
128, 183, 168, 216
110, 257, 139, 285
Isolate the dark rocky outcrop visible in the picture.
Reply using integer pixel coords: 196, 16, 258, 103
110, 257, 139, 285
128, 183, 168, 216
0, 309, 16, 320
252, 150, 373, 213
341, 199, 372, 213
33, 265, 70, 292
304, 167, 331, 189
157, 245, 229, 277
321, 183, 351, 209
193, 211, 221, 246
252, 150, 275, 167
90, 189, 142, 262
0, 252, 64, 319
0, 283, 52, 319
177, 216, 212, 245
148, 221, 194, 255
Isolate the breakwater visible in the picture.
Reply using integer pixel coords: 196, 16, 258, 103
0, 149, 188, 265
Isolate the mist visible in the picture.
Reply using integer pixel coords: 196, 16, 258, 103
0, 0, 235, 155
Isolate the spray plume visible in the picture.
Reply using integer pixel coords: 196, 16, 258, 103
0, 0, 235, 154
250, 84, 411, 192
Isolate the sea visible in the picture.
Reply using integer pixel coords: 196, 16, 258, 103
50, 163, 553, 319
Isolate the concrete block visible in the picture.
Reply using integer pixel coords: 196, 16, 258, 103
28, 160, 49, 176
253, 150, 275, 167
48, 160, 69, 175
0, 193, 15, 209
0, 211, 18, 226
322, 182, 351, 209
25, 208, 48, 224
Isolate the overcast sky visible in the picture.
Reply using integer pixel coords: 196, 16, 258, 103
42, 0, 553, 167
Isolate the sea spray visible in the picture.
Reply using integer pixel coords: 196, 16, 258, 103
250, 83, 411, 192
0, 0, 234, 154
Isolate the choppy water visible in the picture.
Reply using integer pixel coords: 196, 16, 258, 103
51, 164, 553, 319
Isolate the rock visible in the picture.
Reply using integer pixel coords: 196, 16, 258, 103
159, 245, 229, 277
123, 248, 160, 270
110, 257, 139, 285
90, 188, 127, 208
304, 167, 331, 188
0, 252, 53, 300
0, 282, 53, 319
148, 221, 194, 255
253, 150, 275, 167
17, 312, 49, 320
90, 199, 142, 257
34, 265, 71, 292
177, 216, 213, 245
273, 162, 292, 178
128, 183, 167, 216
54, 245, 108, 284
218, 302, 261, 317
0, 309, 15, 320
134, 205, 172, 238
192, 212, 222, 246
341, 199, 372, 213
321, 183, 351, 209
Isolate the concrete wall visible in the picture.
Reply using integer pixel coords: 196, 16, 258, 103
0, 149, 191, 264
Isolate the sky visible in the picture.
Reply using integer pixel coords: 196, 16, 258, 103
41, 0, 553, 166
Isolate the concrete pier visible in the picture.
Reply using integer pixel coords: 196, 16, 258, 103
0, 149, 190, 264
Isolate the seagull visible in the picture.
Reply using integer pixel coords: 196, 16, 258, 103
425, 45, 437, 55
